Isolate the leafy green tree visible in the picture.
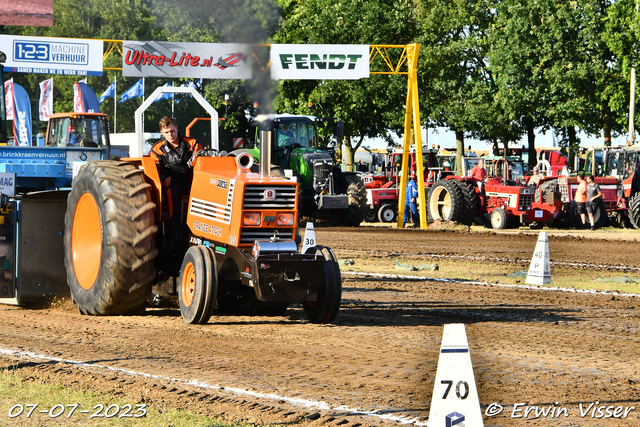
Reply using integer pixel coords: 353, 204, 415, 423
416, 0, 501, 171
273, 0, 418, 166
602, 0, 639, 144
2, 0, 159, 138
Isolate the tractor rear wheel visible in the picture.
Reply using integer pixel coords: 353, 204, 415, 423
178, 246, 217, 324
569, 199, 607, 229
628, 193, 640, 229
378, 204, 397, 223
341, 174, 368, 226
427, 180, 464, 222
450, 180, 479, 225
591, 199, 607, 228
490, 208, 508, 230
303, 245, 342, 324
64, 161, 158, 315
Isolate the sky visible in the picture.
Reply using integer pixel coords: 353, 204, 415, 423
362, 127, 631, 152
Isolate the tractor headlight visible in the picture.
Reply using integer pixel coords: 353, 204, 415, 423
243, 212, 261, 226
276, 213, 294, 226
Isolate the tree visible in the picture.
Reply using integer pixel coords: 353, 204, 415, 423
3, 0, 159, 137
416, 0, 502, 172
273, 0, 418, 166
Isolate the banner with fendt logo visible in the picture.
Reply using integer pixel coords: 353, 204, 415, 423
123, 41, 252, 79
270, 44, 369, 80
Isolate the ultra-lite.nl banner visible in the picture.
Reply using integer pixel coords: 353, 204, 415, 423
270, 44, 370, 80
123, 41, 252, 79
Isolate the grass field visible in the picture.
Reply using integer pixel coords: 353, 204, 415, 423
0, 369, 243, 427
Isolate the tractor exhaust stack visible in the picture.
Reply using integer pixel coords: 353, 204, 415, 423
256, 115, 274, 178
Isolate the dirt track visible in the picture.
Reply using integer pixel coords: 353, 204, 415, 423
1, 226, 640, 426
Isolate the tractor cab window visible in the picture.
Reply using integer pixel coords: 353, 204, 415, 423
276, 119, 316, 150
47, 116, 108, 148
391, 153, 403, 176
508, 161, 525, 181
48, 117, 70, 147
604, 151, 622, 177
624, 151, 640, 178
438, 156, 454, 172
463, 158, 479, 176
584, 149, 603, 176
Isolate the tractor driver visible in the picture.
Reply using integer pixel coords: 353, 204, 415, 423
468, 158, 487, 192
68, 120, 83, 145
278, 124, 295, 147
150, 116, 203, 246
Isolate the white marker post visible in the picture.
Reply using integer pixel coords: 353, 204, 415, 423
301, 222, 316, 254
428, 324, 484, 427
525, 231, 551, 285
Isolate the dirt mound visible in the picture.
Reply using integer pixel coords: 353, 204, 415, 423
427, 219, 466, 230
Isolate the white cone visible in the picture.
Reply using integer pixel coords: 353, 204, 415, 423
525, 231, 551, 285
428, 324, 484, 427
301, 222, 316, 254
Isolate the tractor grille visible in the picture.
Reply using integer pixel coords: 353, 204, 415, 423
239, 228, 294, 245
519, 195, 533, 210
313, 162, 333, 187
243, 185, 296, 209
190, 198, 232, 223
558, 177, 569, 202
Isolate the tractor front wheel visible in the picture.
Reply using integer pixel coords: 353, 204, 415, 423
378, 204, 397, 223
178, 246, 217, 324
64, 161, 158, 315
490, 208, 508, 230
303, 245, 342, 324
364, 207, 378, 222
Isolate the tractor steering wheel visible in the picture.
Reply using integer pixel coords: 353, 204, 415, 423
188, 148, 223, 167
285, 143, 302, 159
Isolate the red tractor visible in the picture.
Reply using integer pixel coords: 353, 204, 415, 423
364, 146, 440, 223
530, 147, 617, 229
427, 157, 537, 229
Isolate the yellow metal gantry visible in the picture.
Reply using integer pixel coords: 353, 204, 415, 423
100, 41, 425, 228
369, 44, 425, 229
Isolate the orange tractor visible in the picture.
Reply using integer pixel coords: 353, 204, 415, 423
61, 117, 342, 324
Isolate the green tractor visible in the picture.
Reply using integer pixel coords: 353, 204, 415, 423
236, 114, 367, 226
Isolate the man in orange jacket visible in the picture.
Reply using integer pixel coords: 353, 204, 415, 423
150, 116, 203, 245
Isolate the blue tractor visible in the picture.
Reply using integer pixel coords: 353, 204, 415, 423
0, 112, 111, 304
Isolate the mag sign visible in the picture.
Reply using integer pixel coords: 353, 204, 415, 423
0, 35, 103, 76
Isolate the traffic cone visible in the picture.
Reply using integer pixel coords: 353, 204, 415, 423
427, 324, 484, 427
301, 222, 316, 254
525, 232, 551, 285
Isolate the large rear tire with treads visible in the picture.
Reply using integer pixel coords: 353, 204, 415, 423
427, 180, 464, 222
628, 193, 640, 229
64, 161, 158, 315
341, 174, 368, 226
450, 180, 479, 225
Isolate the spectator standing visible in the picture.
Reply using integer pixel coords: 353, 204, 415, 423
586, 174, 602, 231
574, 172, 588, 229
403, 173, 419, 227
